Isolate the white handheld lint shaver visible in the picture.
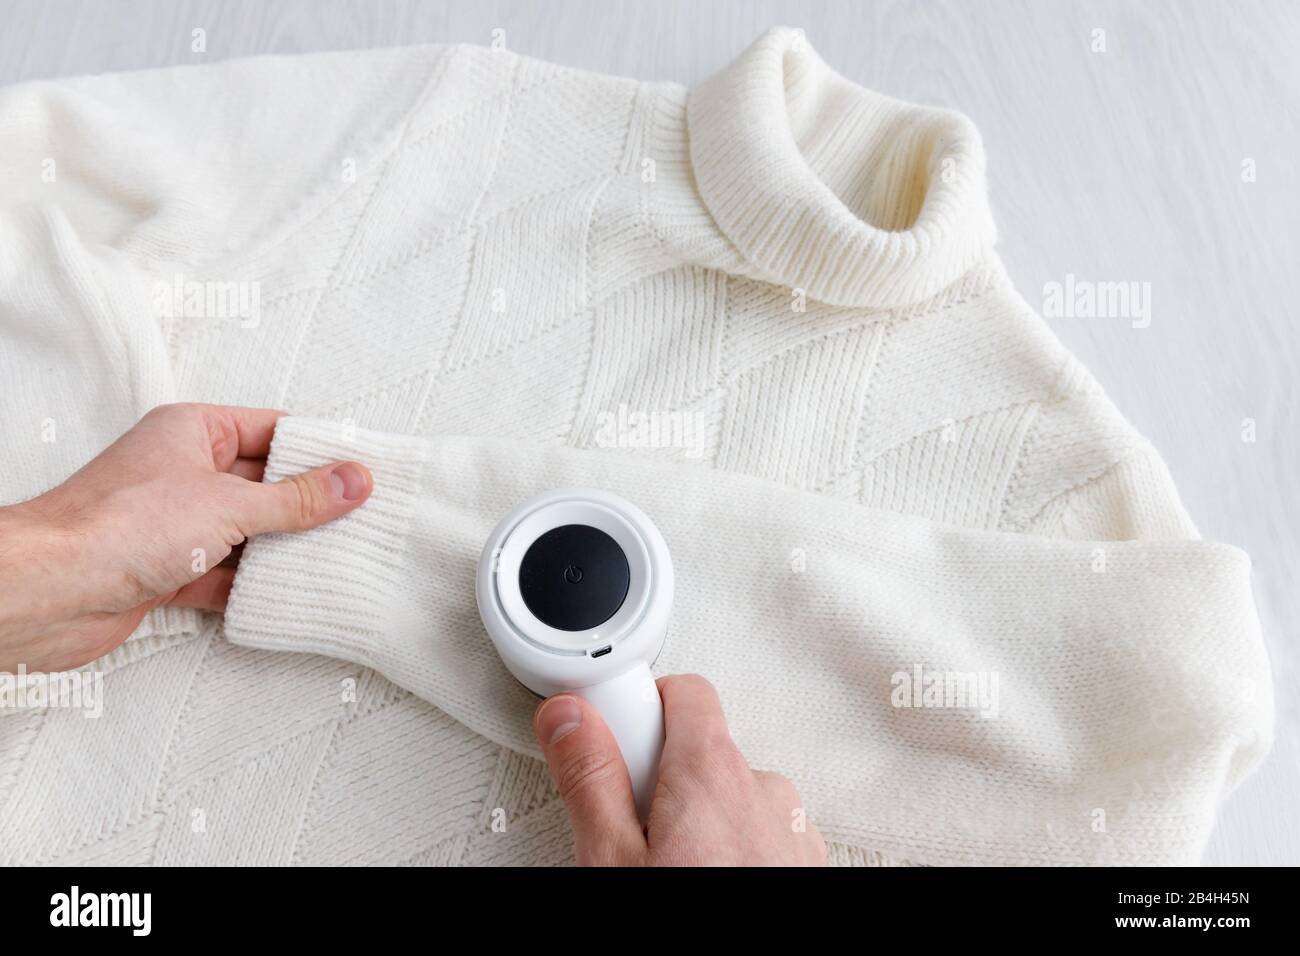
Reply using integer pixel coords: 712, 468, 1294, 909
476, 488, 673, 822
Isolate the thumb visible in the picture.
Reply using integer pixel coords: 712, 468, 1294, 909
229, 461, 373, 537
534, 694, 646, 864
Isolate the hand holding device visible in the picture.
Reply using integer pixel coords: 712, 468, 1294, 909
476, 488, 673, 822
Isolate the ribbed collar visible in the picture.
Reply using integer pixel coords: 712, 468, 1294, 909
686, 27, 997, 309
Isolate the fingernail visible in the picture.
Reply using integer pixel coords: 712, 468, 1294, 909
536, 695, 583, 744
329, 462, 368, 501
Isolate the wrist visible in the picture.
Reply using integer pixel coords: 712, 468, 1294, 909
0, 498, 86, 657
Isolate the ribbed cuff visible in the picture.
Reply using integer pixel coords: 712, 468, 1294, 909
223, 417, 431, 669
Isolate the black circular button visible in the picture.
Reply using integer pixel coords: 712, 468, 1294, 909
518, 524, 630, 631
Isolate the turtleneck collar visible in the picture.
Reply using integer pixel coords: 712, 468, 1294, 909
685, 27, 997, 309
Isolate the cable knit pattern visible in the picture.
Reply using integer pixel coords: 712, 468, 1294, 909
0, 28, 1272, 866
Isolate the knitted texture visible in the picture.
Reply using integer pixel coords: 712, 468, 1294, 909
0, 28, 1272, 865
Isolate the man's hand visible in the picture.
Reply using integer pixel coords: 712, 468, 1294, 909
0, 403, 372, 672
534, 673, 826, 866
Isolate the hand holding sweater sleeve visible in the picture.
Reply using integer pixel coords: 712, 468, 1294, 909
224, 416, 1273, 865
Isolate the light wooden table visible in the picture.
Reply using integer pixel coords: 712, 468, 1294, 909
3, 0, 1295, 866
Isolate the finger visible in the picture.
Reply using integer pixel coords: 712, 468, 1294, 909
754, 770, 804, 822
753, 771, 825, 865
228, 457, 266, 482
657, 674, 735, 758
168, 566, 236, 612
197, 405, 287, 469
805, 823, 827, 866
534, 694, 645, 864
754, 769, 799, 803
223, 461, 373, 538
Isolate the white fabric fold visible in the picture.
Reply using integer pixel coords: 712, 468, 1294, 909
225, 417, 1274, 866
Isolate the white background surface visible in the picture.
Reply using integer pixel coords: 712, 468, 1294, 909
1, 0, 1294, 865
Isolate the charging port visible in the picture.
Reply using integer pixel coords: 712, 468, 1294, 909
590, 645, 613, 659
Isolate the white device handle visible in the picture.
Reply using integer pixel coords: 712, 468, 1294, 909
574, 660, 664, 824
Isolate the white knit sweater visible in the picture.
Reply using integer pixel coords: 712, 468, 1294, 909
0, 28, 1272, 866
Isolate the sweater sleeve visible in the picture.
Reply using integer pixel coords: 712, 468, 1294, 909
224, 416, 1274, 865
